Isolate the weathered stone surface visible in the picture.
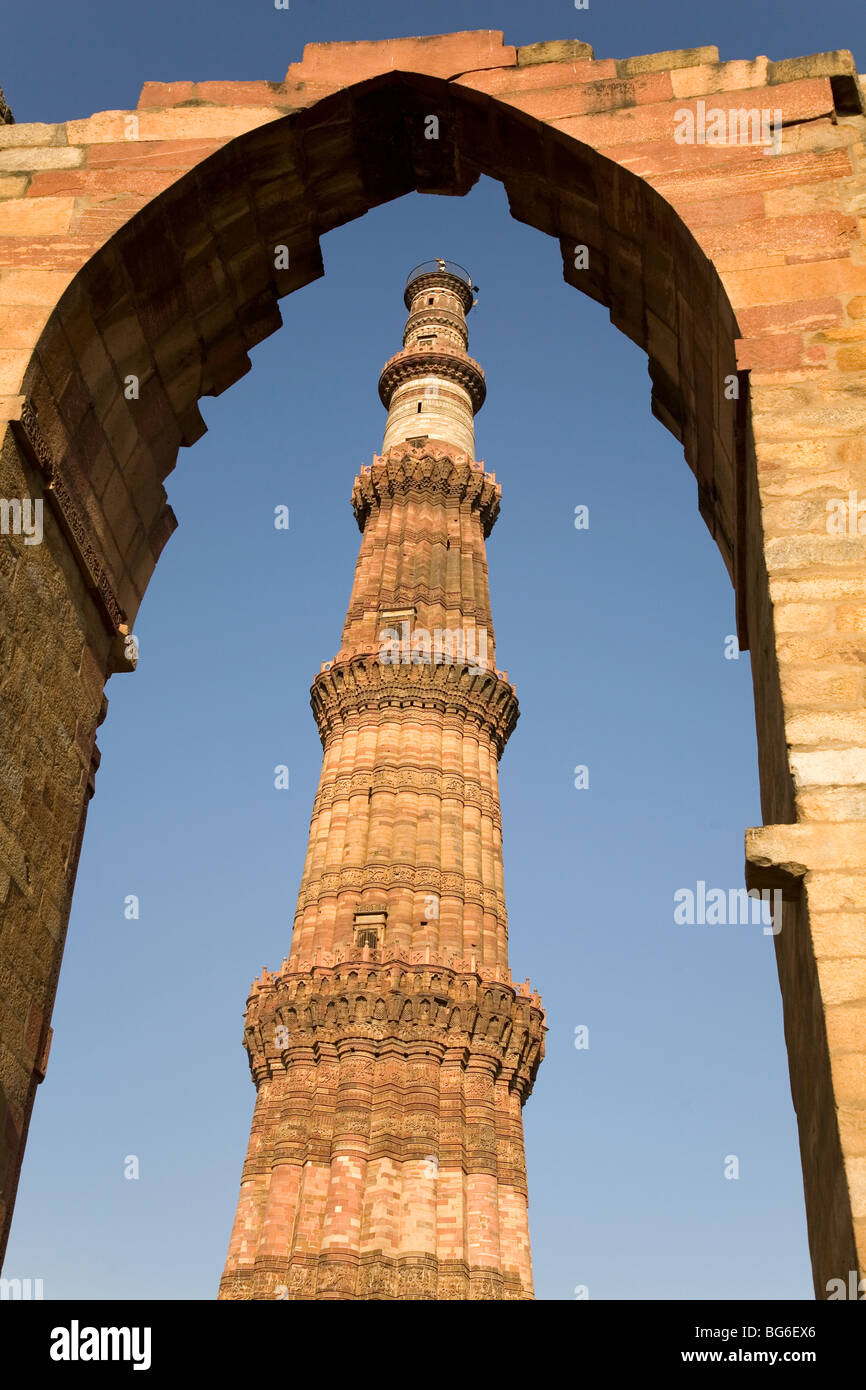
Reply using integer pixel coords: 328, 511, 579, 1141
286, 31, 517, 85
615, 46, 719, 77
0, 123, 64, 147
767, 51, 859, 85
670, 59, 770, 99
516, 39, 594, 67
0, 146, 84, 172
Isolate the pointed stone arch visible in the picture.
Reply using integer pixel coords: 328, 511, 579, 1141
1, 31, 865, 1294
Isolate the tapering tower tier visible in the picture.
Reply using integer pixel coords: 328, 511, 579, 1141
220, 263, 544, 1302
379, 261, 486, 456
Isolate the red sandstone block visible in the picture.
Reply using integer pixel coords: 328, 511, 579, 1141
197, 81, 289, 106
735, 334, 803, 370
468, 71, 674, 122
554, 77, 835, 149
86, 139, 224, 169
70, 196, 149, 238
647, 148, 854, 205
607, 131, 850, 196
609, 140, 778, 184
0, 268, 74, 305
136, 107, 280, 140
285, 31, 516, 85
670, 59, 771, 99
138, 82, 197, 108
727, 259, 866, 309
194, 80, 336, 109
0, 236, 101, 271
0, 196, 75, 233
785, 247, 864, 267
456, 58, 617, 95
696, 211, 857, 259
0, 303, 46, 348
27, 169, 181, 197
678, 192, 766, 226
737, 297, 844, 335
139, 80, 307, 111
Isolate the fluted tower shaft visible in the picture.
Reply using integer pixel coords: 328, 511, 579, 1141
220, 262, 544, 1302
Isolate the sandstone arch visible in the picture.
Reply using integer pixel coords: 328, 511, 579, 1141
1, 31, 865, 1295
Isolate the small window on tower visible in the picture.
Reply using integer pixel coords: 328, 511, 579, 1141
417, 402, 423, 413
428, 296, 434, 305
353, 905, 387, 952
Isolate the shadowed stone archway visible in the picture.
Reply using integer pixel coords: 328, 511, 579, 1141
1, 30, 865, 1295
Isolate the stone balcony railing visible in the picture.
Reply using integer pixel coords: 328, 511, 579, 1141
248, 943, 541, 1006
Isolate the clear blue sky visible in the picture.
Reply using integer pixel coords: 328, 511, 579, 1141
5, 0, 863, 1301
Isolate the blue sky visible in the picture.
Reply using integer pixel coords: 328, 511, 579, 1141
5, 0, 864, 1301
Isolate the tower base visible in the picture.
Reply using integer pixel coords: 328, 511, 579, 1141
219, 953, 545, 1300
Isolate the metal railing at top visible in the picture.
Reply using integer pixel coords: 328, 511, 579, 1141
405, 260, 473, 290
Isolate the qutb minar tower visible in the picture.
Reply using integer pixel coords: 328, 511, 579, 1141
219, 261, 545, 1301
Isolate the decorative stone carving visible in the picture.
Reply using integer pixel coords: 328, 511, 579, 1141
352, 440, 500, 536
311, 765, 503, 826
310, 652, 518, 755
11, 398, 127, 637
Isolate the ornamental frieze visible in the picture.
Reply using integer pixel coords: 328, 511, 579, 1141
352, 442, 500, 536
293, 862, 506, 916
310, 765, 502, 825
251, 948, 534, 994
310, 654, 518, 756
11, 397, 127, 636
222, 1257, 529, 1303
243, 960, 545, 1100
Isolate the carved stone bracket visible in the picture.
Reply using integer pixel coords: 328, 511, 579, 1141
352, 440, 501, 536
244, 957, 546, 1099
310, 652, 518, 755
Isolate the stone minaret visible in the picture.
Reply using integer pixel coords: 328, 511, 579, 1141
219, 261, 545, 1301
